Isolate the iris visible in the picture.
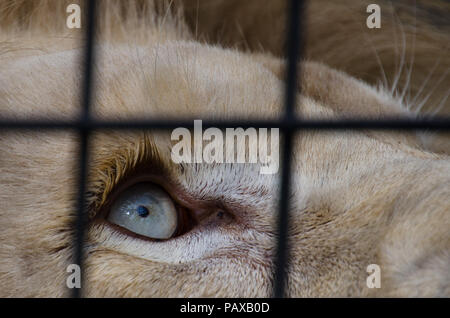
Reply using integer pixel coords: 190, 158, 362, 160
107, 183, 178, 239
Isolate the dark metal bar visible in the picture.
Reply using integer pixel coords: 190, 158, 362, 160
273, 0, 305, 298
72, 0, 97, 298
0, 117, 449, 131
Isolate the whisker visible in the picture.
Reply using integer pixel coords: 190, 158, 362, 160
399, 1, 417, 106
388, 0, 399, 92
415, 68, 450, 113
429, 89, 450, 117
348, 5, 388, 90
391, 8, 407, 97
410, 56, 443, 107
159, 0, 175, 32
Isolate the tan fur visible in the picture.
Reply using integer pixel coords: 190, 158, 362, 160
0, 0, 449, 297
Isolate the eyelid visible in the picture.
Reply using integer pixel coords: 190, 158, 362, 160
96, 172, 221, 232
88, 141, 233, 224
100, 180, 197, 240
100, 174, 185, 213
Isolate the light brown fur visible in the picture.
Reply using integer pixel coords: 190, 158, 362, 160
0, 0, 449, 297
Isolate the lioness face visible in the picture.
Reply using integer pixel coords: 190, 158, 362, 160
0, 0, 449, 297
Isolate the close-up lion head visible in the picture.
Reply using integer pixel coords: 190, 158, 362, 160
0, 0, 449, 297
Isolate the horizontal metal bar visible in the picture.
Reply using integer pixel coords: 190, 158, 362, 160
0, 118, 449, 131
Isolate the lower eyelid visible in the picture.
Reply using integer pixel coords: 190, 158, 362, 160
103, 202, 231, 243
89, 220, 237, 264
106, 221, 176, 243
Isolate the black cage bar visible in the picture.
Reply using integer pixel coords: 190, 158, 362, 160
1, 0, 449, 298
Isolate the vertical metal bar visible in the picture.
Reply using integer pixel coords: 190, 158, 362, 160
72, 0, 97, 298
273, 0, 305, 298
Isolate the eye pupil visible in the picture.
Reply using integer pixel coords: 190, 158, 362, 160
136, 205, 150, 218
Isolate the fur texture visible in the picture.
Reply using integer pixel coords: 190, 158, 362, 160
0, 0, 449, 297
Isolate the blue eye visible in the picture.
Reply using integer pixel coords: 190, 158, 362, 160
107, 183, 178, 240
